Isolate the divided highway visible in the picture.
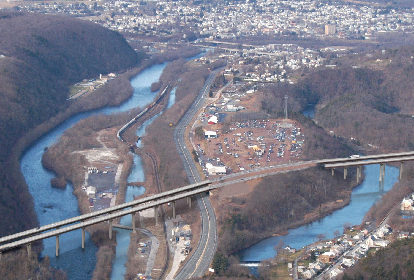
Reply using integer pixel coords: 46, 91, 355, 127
174, 70, 220, 279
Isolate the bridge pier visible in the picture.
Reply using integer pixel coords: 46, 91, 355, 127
81, 228, 85, 249
187, 196, 192, 208
356, 166, 362, 183
27, 243, 31, 258
155, 206, 159, 225
132, 212, 136, 233
0, 251, 2, 261
56, 235, 60, 257
379, 163, 385, 182
344, 168, 348, 180
331, 168, 335, 176
400, 162, 404, 180
172, 201, 176, 219
109, 220, 113, 240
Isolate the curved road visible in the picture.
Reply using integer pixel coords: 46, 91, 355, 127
174, 70, 220, 279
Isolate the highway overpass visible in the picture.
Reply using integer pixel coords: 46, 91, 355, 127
318, 152, 414, 183
1, 151, 414, 270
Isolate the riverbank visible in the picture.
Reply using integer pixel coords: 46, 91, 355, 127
40, 65, 170, 278
36, 50, 208, 279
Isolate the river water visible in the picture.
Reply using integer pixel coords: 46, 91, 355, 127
20, 62, 166, 279
242, 104, 400, 262
110, 87, 177, 279
241, 163, 399, 262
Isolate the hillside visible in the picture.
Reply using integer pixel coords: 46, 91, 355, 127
0, 11, 140, 236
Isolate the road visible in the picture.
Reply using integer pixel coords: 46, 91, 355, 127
174, 70, 221, 279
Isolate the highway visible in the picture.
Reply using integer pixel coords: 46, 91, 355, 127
174, 70, 220, 279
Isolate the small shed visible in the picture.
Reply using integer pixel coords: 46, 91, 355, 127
205, 131, 217, 139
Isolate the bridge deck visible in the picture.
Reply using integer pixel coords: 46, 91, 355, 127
0, 180, 210, 244
324, 155, 414, 168
318, 151, 414, 164
2, 152, 414, 254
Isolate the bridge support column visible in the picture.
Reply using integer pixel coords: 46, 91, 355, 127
172, 201, 176, 219
27, 243, 31, 258
187, 196, 192, 208
379, 163, 385, 182
56, 235, 60, 257
132, 212, 136, 233
400, 162, 404, 180
344, 168, 348, 180
331, 168, 335, 176
109, 220, 113, 240
81, 227, 85, 249
357, 166, 362, 184
155, 206, 159, 225
0, 251, 2, 262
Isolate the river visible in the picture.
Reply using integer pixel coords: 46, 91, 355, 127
241, 162, 399, 262
20, 62, 167, 279
242, 105, 400, 262
110, 86, 177, 279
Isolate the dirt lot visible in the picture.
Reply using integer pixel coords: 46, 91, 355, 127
194, 118, 305, 177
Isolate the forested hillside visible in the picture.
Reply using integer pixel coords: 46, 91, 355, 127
0, 11, 140, 236
261, 46, 414, 152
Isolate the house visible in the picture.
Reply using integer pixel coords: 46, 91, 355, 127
205, 131, 217, 139
374, 239, 389, 248
341, 258, 355, 268
330, 268, 343, 278
401, 198, 413, 211
319, 251, 336, 264
366, 236, 374, 248
302, 269, 316, 279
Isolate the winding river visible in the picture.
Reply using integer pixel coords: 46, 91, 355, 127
21, 63, 167, 279
110, 87, 177, 279
19, 54, 399, 278
242, 103, 400, 262
241, 162, 400, 260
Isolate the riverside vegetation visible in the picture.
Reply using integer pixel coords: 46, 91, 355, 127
0, 11, 141, 279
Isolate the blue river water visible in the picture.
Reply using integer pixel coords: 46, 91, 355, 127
241, 164, 399, 261
20, 62, 166, 279
110, 87, 177, 279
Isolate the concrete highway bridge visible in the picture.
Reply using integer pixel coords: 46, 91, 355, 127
1, 151, 413, 271
318, 151, 414, 183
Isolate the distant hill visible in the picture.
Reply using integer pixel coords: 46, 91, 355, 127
0, 11, 140, 235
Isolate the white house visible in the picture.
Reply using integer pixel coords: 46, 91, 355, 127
401, 197, 413, 211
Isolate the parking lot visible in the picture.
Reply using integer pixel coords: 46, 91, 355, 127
194, 118, 305, 177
